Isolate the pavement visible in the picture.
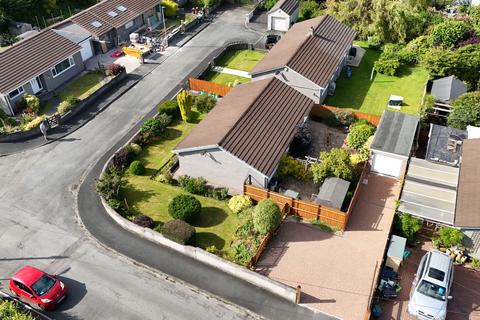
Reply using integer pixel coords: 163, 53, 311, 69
379, 240, 480, 320
0, 6, 272, 320
256, 173, 402, 320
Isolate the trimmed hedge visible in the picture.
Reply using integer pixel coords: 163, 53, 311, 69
157, 100, 180, 120
161, 219, 196, 245
168, 194, 201, 222
128, 160, 145, 175
347, 123, 375, 150
253, 199, 282, 235
133, 214, 155, 228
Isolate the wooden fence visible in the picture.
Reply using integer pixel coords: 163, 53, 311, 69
310, 104, 381, 127
188, 78, 231, 97
244, 185, 349, 230
346, 162, 369, 216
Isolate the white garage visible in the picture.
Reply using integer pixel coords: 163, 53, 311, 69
79, 38, 94, 61
267, 0, 299, 32
370, 110, 419, 179
54, 22, 95, 62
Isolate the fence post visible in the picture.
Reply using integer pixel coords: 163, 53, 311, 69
295, 285, 301, 304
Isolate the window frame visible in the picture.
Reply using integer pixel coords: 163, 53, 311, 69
124, 20, 134, 29
8, 86, 24, 99
51, 56, 75, 78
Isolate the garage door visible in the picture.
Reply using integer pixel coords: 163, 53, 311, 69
371, 153, 403, 178
79, 38, 94, 61
271, 17, 288, 32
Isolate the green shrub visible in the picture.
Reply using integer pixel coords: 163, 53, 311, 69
406, 35, 432, 58
253, 199, 282, 235
420, 94, 436, 119
434, 226, 464, 248
194, 93, 216, 113
262, 0, 277, 10
0, 300, 35, 320
133, 214, 155, 228
96, 169, 123, 201
24, 115, 46, 130
168, 194, 201, 222
162, 0, 178, 17
107, 198, 123, 211
311, 148, 355, 184
177, 90, 193, 122
333, 110, 356, 126
395, 213, 422, 244
128, 160, 145, 175
367, 35, 382, 49
299, 0, 322, 20
347, 123, 375, 150
57, 100, 72, 115
471, 257, 480, 269
140, 114, 171, 136
447, 92, 480, 129
161, 219, 196, 245
228, 195, 253, 214
431, 20, 470, 47
178, 175, 208, 195
112, 146, 134, 168
211, 188, 229, 200
154, 171, 173, 184
157, 100, 180, 119
23, 94, 40, 113
374, 57, 400, 76
65, 95, 80, 105
277, 155, 311, 181
128, 143, 142, 155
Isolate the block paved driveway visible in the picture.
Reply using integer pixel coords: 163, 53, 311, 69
379, 240, 480, 320
256, 173, 402, 320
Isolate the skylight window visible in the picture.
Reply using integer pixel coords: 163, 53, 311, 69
91, 21, 103, 28
107, 11, 118, 17
117, 5, 127, 12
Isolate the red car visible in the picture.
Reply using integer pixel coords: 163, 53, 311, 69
9, 266, 68, 310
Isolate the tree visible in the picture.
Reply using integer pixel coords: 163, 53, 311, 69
472, 5, 480, 36
325, 0, 373, 39
434, 227, 464, 248
262, 0, 278, 10
454, 44, 480, 89
431, 20, 470, 47
311, 148, 355, 184
347, 123, 375, 149
253, 199, 281, 235
422, 47, 457, 79
300, 0, 322, 20
395, 213, 422, 244
176, 90, 193, 122
447, 92, 480, 129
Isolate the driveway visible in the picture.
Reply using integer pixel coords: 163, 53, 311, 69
256, 173, 401, 320
379, 240, 480, 320
0, 6, 264, 320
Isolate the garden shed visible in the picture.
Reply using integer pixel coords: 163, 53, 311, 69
314, 177, 350, 210
267, 0, 299, 32
370, 110, 419, 178
431, 76, 467, 104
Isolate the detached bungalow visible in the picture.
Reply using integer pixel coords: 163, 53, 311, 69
69, 0, 164, 53
173, 78, 313, 193
250, 15, 356, 104
0, 29, 84, 116
267, 0, 299, 32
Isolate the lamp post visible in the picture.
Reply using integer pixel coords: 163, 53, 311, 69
161, 6, 168, 48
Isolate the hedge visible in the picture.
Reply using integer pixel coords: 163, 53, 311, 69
157, 100, 180, 120
161, 219, 196, 245
253, 199, 282, 235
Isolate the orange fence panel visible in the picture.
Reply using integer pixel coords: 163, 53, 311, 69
188, 78, 231, 97
310, 104, 381, 127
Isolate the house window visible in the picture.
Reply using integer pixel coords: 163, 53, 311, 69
51, 56, 75, 77
8, 86, 24, 99
125, 20, 134, 29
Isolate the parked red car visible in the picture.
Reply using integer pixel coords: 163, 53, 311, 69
9, 265, 68, 310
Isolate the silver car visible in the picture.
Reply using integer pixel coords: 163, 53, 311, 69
408, 250, 454, 320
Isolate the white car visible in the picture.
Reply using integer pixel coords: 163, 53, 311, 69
408, 250, 454, 320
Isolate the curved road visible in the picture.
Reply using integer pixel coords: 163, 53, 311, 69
0, 7, 331, 320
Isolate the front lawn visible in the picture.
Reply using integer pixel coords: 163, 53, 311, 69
215, 49, 266, 72
203, 71, 250, 86
57, 71, 106, 101
325, 42, 429, 116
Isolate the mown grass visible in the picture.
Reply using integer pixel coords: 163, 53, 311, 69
203, 71, 250, 86
215, 49, 266, 72
57, 71, 106, 101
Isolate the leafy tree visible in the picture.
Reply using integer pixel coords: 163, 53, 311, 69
431, 20, 470, 47
162, 0, 178, 17
434, 226, 464, 248
299, 0, 322, 20
422, 47, 457, 79
471, 5, 480, 36
447, 92, 480, 129
193, 93, 216, 113
262, 0, 278, 10
311, 148, 355, 184
325, 0, 373, 39
253, 199, 281, 235
176, 90, 193, 122
374, 54, 400, 76
406, 35, 433, 58
454, 44, 480, 89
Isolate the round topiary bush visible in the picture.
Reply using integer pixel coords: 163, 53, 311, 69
128, 160, 145, 175
133, 214, 155, 228
128, 143, 142, 155
347, 123, 375, 150
168, 194, 201, 222
161, 219, 196, 245
228, 195, 253, 214
253, 199, 281, 235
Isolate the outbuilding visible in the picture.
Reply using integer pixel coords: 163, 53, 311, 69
369, 110, 419, 178
267, 0, 299, 32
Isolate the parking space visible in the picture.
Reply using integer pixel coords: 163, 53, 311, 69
378, 240, 480, 320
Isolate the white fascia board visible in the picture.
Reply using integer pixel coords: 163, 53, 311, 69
218, 146, 269, 180
173, 144, 219, 154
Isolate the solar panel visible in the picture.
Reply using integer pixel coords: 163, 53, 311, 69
91, 21, 103, 28
107, 11, 118, 17
117, 5, 127, 12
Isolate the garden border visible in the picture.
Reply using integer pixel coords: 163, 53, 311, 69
0, 289, 53, 320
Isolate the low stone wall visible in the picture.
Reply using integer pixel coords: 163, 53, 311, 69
0, 71, 126, 143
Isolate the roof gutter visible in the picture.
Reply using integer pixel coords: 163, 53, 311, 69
173, 144, 219, 154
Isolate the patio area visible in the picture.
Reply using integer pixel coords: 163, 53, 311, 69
256, 173, 401, 320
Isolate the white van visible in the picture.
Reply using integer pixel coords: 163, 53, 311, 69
408, 250, 454, 320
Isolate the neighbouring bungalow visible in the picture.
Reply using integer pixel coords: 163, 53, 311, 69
68, 0, 164, 54
0, 29, 84, 116
267, 0, 299, 32
369, 110, 419, 179
250, 15, 357, 104
173, 78, 313, 193
428, 75, 468, 117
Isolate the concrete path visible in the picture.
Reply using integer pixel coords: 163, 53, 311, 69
0, 7, 267, 320
212, 66, 251, 78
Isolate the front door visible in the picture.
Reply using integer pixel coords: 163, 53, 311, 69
30, 76, 43, 94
